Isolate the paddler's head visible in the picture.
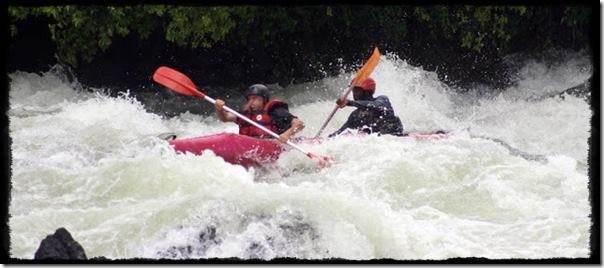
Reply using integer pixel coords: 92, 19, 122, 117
244, 84, 270, 113
352, 77, 375, 101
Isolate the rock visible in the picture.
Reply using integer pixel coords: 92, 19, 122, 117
528, 76, 592, 103
89, 256, 109, 261
34, 227, 87, 260
557, 76, 591, 102
157, 132, 178, 141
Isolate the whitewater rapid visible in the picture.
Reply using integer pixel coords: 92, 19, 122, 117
8, 52, 593, 260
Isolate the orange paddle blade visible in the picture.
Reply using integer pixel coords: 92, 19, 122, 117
153, 66, 205, 98
352, 47, 381, 87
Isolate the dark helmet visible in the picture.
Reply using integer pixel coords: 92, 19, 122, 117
245, 84, 270, 102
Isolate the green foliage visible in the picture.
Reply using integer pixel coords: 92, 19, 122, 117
413, 5, 590, 53
561, 6, 591, 45
8, 5, 592, 66
413, 6, 529, 52
165, 6, 241, 48
8, 5, 250, 66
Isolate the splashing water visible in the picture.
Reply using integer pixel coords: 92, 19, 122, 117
9, 52, 592, 260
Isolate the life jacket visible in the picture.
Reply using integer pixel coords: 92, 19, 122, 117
236, 99, 288, 138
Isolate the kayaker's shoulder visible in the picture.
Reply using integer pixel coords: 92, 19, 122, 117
374, 95, 393, 105
375, 95, 391, 101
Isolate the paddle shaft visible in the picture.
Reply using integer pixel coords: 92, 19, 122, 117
314, 85, 354, 138
200, 95, 315, 157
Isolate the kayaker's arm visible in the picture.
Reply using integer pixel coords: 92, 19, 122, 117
269, 106, 304, 143
214, 99, 237, 122
278, 117, 305, 143
347, 96, 391, 111
271, 107, 294, 132
328, 115, 354, 138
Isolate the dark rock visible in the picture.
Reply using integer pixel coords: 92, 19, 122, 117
246, 241, 267, 259
527, 76, 592, 104
34, 227, 87, 260
158, 225, 222, 259
90, 256, 110, 261
556, 76, 592, 102
157, 132, 178, 141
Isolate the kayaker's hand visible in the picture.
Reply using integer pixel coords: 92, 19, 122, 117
214, 99, 225, 111
278, 133, 291, 143
336, 98, 348, 108
291, 118, 305, 132
278, 118, 304, 143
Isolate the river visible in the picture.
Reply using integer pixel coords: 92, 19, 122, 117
8, 51, 593, 260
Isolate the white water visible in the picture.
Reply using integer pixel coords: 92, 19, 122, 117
9, 52, 593, 260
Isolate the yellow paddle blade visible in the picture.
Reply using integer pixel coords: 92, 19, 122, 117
352, 47, 381, 87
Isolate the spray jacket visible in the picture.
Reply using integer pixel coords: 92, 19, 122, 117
328, 95, 404, 137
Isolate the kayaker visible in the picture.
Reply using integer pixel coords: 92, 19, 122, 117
214, 84, 305, 143
328, 77, 405, 138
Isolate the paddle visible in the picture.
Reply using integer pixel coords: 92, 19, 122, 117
153, 66, 332, 168
314, 47, 381, 138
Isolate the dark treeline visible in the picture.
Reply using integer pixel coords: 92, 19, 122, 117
8, 5, 595, 97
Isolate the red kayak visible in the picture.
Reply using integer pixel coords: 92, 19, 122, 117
169, 133, 285, 167
168, 131, 449, 168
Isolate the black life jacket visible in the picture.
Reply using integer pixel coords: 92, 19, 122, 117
349, 98, 404, 135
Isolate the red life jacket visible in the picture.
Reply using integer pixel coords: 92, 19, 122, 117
236, 99, 288, 138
